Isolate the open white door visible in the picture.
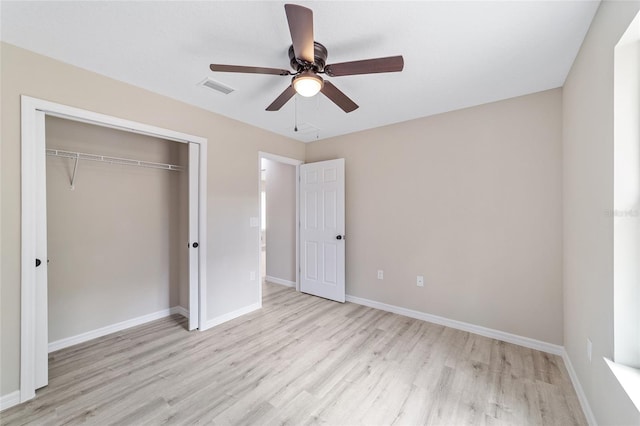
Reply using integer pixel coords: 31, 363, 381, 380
34, 110, 48, 390
188, 142, 200, 330
300, 159, 345, 302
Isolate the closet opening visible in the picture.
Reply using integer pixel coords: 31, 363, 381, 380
20, 96, 207, 404
45, 116, 190, 351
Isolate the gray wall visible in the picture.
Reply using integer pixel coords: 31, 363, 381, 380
562, 1, 640, 424
306, 88, 564, 345
264, 159, 297, 283
45, 116, 186, 342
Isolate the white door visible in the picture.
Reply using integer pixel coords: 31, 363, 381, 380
188, 143, 200, 330
34, 110, 48, 389
300, 159, 345, 302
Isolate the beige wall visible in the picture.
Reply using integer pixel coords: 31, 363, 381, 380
5, 9, 640, 421
0, 42, 305, 396
264, 159, 296, 283
563, 1, 640, 424
306, 88, 563, 345
45, 116, 187, 342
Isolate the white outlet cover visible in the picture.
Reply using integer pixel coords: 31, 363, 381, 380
377, 270, 384, 280
417, 275, 424, 287
249, 217, 259, 227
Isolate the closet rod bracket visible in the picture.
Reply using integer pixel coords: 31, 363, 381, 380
70, 157, 79, 190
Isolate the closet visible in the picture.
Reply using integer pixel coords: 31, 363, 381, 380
45, 116, 189, 348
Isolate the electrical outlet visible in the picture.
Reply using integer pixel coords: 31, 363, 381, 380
417, 275, 424, 287
587, 338, 592, 362
250, 271, 256, 281
377, 270, 384, 280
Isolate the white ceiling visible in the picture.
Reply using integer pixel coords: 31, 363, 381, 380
1, 1, 599, 142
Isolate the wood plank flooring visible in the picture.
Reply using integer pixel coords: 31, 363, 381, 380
1, 282, 586, 425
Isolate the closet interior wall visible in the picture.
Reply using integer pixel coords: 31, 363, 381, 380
45, 116, 189, 343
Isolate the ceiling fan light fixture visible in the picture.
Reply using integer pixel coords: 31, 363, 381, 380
293, 71, 323, 97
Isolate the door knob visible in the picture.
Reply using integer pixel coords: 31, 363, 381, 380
192, 242, 199, 248
336, 235, 343, 240
35, 258, 41, 267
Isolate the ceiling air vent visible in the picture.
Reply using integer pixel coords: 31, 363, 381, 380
198, 78, 234, 95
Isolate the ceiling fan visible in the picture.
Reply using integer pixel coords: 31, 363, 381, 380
209, 4, 404, 113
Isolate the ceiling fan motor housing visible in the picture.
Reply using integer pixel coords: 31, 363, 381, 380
289, 42, 328, 72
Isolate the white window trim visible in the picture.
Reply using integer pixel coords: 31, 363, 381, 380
611, 9, 640, 414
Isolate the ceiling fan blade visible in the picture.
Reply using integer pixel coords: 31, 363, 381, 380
266, 85, 297, 111
210, 64, 292, 76
324, 56, 404, 77
321, 81, 359, 113
284, 4, 315, 63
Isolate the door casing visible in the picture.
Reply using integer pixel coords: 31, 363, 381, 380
20, 95, 208, 403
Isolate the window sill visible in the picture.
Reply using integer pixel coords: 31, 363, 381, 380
605, 358, 640, 413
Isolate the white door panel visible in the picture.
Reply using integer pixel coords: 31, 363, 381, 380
188, 143, 200, 330
35, 110, 48, 389
300, 159, 345, 302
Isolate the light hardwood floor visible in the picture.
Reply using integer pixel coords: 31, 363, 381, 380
2, 282, 586, 425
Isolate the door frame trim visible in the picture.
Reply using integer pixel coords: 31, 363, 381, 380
258, 152, 302, 298
20, 95, 208, 403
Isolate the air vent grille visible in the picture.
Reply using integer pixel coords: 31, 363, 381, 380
198, 78, 234, 95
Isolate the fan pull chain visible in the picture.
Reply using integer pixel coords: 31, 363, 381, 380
294, 96, 298, 132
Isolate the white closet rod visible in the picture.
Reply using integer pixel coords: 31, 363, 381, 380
46, 148, 184, 190
46, 149, 184, 171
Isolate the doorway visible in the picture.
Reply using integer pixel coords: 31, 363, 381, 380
257, 152, 302, 301
20, 96, 208, 404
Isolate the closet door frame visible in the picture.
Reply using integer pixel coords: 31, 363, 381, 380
19, 95, 208, 403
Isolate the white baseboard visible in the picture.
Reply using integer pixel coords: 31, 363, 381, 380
562, 349, 597, 426
0, 390, 21, 412
345, 294, 563, 356
203, 302, 262, 330
172, 305, 189, 319
345, 294, 594, 423
48, 306, 188, 353
266, 276, 296, 288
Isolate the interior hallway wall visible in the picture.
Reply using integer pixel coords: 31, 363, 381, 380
264, 159, 296, 284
